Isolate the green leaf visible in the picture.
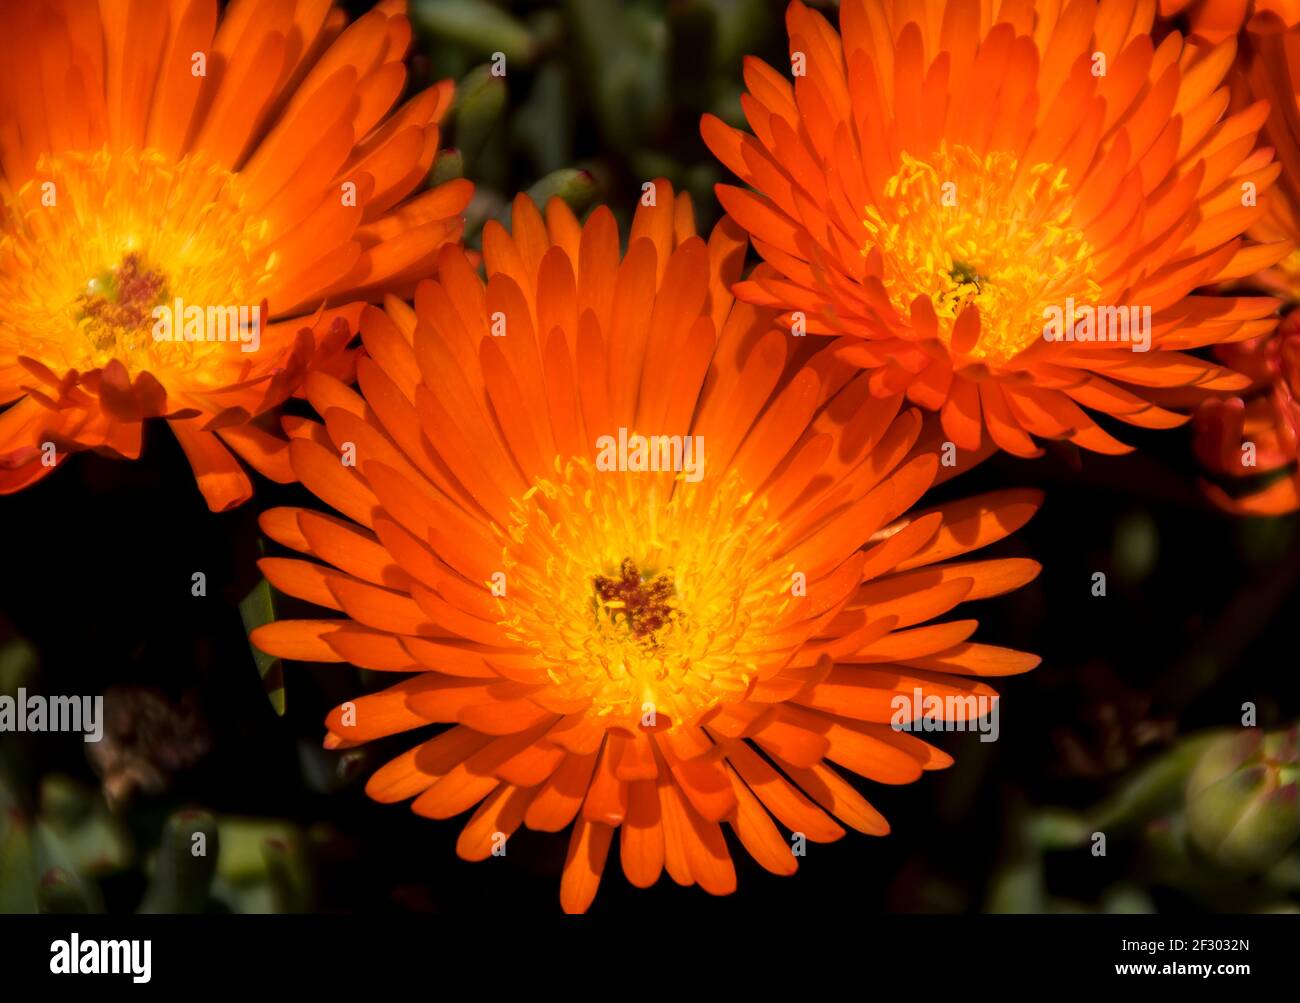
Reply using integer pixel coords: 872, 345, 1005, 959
414, 0, 538, 66
564, 0, 666, 153
216, 817, 301, 884
986, 854, 1045, 914
1088, 731, 1220, 835
33, 822, 104, 914
523, 168, 599, 214
514, 63, 573, 175
138, 810, 219, 914
262, 836, 312, 914
238, 576, 284, 716
491, 169, 598, 233
430, 147, 465, 187
0, 811, 39, 914
452, 64, 508, 181
0, 636, 38, 693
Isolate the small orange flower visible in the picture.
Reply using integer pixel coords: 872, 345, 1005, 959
1191, 6, 1300, 513
1238, 4, 1300, 299
702, 0, 1286, 460
252, 184, 1042, 912
1195, 313, 1300, 511
0, 0, 471, 509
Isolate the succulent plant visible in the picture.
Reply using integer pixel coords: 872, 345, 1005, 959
1186, 727, 1300, 873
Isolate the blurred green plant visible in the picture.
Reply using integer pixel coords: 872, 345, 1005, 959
0, 774, 128, 913
988, 723, 1300, 913
0, 770, 335, 915
1186, 727, 1300, 873
402, 0, 792, 245
0, 626, 345, 915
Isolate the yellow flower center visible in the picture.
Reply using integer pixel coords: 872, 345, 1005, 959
497, 459, 792, 731
0, 147, 275, 383
863, 145, 1101, 365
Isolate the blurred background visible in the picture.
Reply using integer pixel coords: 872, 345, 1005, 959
1, 0, 1297, 916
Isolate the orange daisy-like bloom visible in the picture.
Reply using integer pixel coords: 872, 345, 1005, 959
702, 0, 1286, 460
251, 183, 1042, 912
0, 0, 471, 509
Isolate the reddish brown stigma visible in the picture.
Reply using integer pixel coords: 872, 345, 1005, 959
593, 558, 675, 641
78, 252, 168, 350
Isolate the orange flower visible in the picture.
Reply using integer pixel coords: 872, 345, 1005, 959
702, 0, 1286, 460
251, 183, 1042, 912
1239, 4, 1300, 299
1156, 0, 1250, 43
1191, 7, 1300, 513
0, 0, 471, 509
1196, 312, 1300, 512
1156, 0, 1299, 46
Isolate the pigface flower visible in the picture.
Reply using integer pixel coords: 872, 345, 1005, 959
252, 184, 1042, 911
0, 0, 471, 508
703, 0, 1285, 459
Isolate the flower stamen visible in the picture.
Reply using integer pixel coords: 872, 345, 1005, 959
863, 144, 1101, 365
76, 252, 169, 353
593, 558, 676, 642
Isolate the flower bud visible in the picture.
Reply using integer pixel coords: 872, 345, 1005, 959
1186, 728, 1300, 872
